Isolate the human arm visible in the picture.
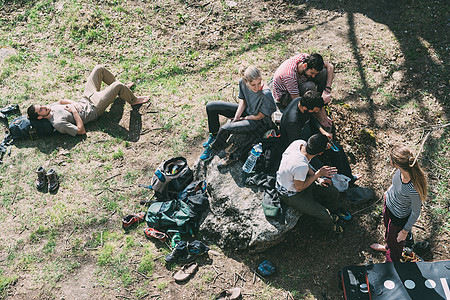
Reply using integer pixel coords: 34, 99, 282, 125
397, 193, 422, 242
232, 98, 247, 122
244, 112, 265, 121
321, 61, 334, 104
293, 165, 337, 192
319, 127, 333, 140
314, 107, 333, 128
64, 104, 86, 135
58, 99, 82, 112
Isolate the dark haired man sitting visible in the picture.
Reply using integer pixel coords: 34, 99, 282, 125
279, 90, 331, 148
276, 134, 343, 233
280, 90, 358, 184
271, 53, 334, 127
27, 65, 149, 136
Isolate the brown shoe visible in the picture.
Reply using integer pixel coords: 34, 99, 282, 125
35, 166, 46, 190
46, 169, 59, 193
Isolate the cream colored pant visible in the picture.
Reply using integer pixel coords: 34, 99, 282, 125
83, 65, 137, 115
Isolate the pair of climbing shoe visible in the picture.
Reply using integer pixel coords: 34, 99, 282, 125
35, 166, 59, 193
165, 240, 209, 263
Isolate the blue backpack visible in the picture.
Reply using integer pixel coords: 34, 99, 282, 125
8, 115, 54, 140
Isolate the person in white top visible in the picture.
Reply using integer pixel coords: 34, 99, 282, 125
276, 134, 344, 233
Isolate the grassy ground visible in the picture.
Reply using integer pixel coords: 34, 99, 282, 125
0, 0, 448, 299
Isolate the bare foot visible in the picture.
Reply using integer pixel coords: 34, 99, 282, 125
370, 243, 387, 252
132, 96, 150, 105
125, 81, 135, 89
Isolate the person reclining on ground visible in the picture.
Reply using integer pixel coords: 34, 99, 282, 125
276, 134, 345, 233
27, 65, 149, 136
271, 52, 334, 127
200, 65, 276, 163
280, 90, 359, 184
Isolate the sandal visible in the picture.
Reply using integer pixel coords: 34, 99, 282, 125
144, 227, 168, 242
122, 212, 146, 229
215, 287, 242, 300
173, 262, 198, 282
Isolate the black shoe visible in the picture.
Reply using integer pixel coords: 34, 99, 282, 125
0, 112, 7, 126
46, 169, 59, 192
0, 104, 20, 116
164, 241, 188, 263
35, 166, 47, 190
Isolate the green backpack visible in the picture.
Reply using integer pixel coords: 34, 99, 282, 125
145, 199, 193, 235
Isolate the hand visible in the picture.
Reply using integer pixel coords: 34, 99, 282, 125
397, 229, 408, 243
318, 177, 332, 187
322, 91, 332, 104
73, 102, 82, 112
323, 131, 333, 140
317, 166, 338, 178
64, 104, 77, 114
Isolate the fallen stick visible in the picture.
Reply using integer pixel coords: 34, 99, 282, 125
134, 269, 150, 279
235, 272, 246, 282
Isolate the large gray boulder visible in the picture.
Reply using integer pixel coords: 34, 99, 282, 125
193, 156, 301, 253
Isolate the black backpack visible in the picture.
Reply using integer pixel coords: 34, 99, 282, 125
9, 115, 54, 140
253, 137, 284, 174
178, 181, 209, 233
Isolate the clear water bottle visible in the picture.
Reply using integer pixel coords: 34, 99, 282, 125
242, 143, 263, 173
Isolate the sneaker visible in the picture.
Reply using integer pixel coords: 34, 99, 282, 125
35, 166, 47, 190
331, 214, 339, 223
46, 168, 59, 193
188, 240, 210, 256
144, 227, 168, 242
200, 146, 216, 161
256, 260, 276, 277
165, 241, 188, 263
203, 133, 217, 148
333, 223, 344, 233
122, 212, 146, 230
335, 207, 351, 221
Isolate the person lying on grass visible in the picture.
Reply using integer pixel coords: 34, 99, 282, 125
27, 65, 149, 136
200, 65, 276, 163
370, 144, 428, 262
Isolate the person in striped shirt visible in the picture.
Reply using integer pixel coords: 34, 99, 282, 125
271, 53, 334, 128
370, 145, 428, 262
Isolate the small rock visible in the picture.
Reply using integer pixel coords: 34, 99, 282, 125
225, 0, 237, 8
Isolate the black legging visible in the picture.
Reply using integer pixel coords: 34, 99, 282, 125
206, 101, 269, 151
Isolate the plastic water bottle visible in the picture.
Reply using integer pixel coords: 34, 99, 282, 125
242, 143, 263, 173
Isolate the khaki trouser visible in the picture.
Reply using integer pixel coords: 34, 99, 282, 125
83, 65, 137, 115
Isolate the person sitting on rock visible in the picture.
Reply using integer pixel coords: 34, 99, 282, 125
200, 65, 276, 162
280, 90, 359, 184
271, 53, 333, 127
27, 65, 149, 136
276, 134, 344, 233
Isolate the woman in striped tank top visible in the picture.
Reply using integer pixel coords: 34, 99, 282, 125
371, 144, 428, 262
